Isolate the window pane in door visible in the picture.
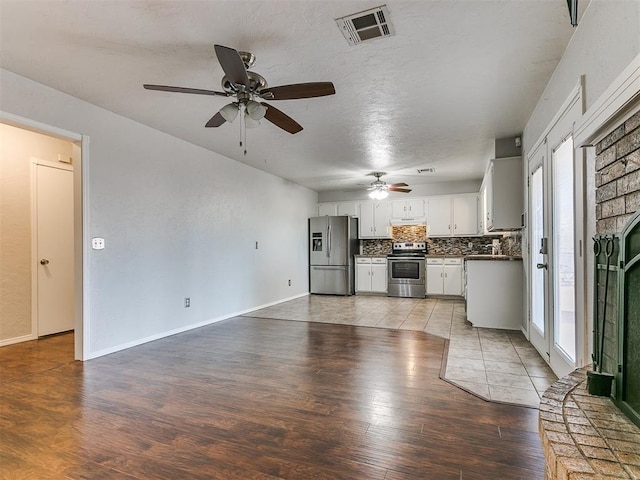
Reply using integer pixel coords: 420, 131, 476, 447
552, 137, 576, 361
531, 167, 544, 334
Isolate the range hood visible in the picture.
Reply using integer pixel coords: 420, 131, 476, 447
390, 216, 426, 226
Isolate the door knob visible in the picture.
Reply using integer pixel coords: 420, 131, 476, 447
40, 259, 50, 265
536, 263, 547, 270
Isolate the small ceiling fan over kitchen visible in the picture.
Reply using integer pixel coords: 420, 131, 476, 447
366, 172, 412, 199
143, 44, 335, 139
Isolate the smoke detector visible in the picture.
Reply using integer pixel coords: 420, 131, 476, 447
336, 5, 395, 46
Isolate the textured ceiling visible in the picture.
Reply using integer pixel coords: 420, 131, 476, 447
0, 0, 581, 192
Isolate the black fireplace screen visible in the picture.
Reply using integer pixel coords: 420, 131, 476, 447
617, 209, 640, 428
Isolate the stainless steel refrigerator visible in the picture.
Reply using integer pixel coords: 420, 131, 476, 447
309, 216, 358, 295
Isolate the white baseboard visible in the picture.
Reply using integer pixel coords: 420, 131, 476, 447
86, 292, 310, 360
0, 333, 38, 347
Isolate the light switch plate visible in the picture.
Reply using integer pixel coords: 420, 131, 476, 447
92, 237, 105, 250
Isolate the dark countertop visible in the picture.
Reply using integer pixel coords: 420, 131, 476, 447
465, 255, 523, 261
356, 253, 523, 261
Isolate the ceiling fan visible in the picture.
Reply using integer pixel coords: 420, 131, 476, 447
367, 172, 412, 199
143, 44, 335, 136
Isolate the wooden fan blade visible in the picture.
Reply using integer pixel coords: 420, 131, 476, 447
214, 44, 249, 87
261, 82, 335, 100
143, 84, 227, 96
390, 182, 409, 187
389, 187, 412, 193
205, 112, 226, 128
262, 103, 303, 134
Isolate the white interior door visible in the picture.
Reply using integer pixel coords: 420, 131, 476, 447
36, 163, 74, 336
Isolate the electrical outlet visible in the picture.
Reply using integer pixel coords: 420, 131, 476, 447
184, 297, 190, 308
288, 279, 291, 286
92, 237, 105, 250
468, 242, 473, 249
255, 241, 259, 249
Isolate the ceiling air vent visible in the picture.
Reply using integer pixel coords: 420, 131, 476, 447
417, 168, 436, 173
336, 5, 395, 46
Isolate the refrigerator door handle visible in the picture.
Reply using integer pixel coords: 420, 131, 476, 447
327, 224, 331, 258
312, 266, 347, 270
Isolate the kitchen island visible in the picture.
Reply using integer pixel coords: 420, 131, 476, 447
465, 256, 523, 330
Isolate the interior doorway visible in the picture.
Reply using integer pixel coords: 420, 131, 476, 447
0, 113, 86, 360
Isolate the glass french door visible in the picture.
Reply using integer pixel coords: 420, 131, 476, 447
550, 137, 576, 373
528, 136, 577, 378
529, 161, 548, 358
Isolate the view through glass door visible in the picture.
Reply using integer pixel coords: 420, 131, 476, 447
528, 160, 548, 359
550, 137, 576, 372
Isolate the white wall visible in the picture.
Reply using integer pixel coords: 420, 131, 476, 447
0, 124, 74, 341
524, 1, 640, 149
0, 69, 317, 358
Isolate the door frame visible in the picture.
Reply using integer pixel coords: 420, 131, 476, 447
525, 80, 586, 378
31, 158, 74, 337
1, 110, 89, 361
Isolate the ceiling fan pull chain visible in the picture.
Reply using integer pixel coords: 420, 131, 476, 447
240, 104, 248, 155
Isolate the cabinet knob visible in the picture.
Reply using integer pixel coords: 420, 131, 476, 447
40, 259, 50, 265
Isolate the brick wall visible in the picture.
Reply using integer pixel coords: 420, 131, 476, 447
595, 111, 640, 233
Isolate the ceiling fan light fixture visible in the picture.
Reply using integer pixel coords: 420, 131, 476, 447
369, 189, 388, 200
246, 100, 267, 120
220, 103, 238, 123
244, 115, 261, 128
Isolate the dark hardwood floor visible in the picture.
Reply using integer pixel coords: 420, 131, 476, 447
0, 317, 545, 479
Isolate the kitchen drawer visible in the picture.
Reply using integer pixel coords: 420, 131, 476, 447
356, 257, 372, 264
371, 257, 387, 264
444, 258, 462, 265
426, 258, 444, 265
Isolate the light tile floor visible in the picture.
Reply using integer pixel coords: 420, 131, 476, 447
245, 295, 557, 408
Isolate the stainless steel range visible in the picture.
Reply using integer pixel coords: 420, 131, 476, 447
387, 242, 426, 298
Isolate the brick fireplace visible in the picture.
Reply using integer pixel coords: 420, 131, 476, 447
539, 97, 640, 479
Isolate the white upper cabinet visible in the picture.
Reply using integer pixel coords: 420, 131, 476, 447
317, 203, 337, 216
452, 195, 478, 236
337, 202, 358, 217
317, 201, 358, 217
427, 195, 478, 237
483, 156, 523, 231
426, 196, 452, 236
391, 199, 425, 220
359, 202, 391, 239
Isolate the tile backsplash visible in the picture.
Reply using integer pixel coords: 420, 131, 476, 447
361, 226, 522, 256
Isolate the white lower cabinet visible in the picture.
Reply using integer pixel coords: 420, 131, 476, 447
355, 257, 387, 293
426, 258, 463, 296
